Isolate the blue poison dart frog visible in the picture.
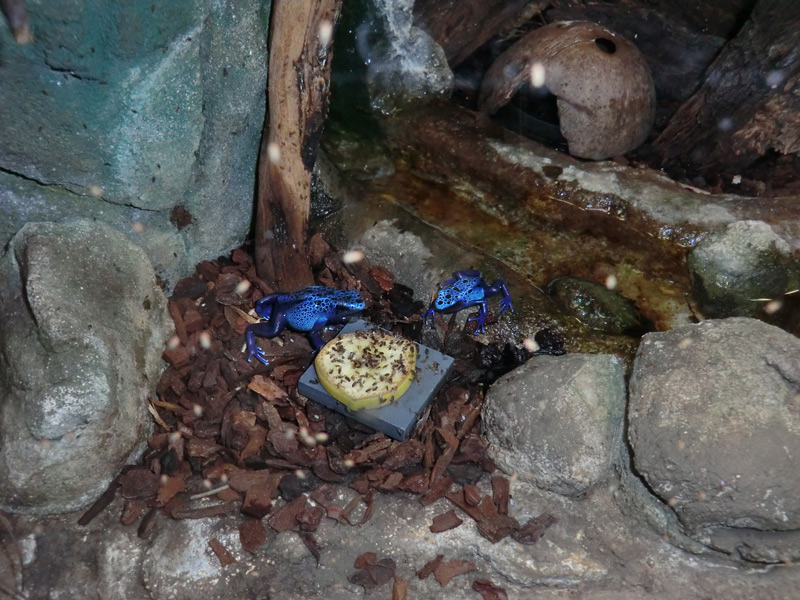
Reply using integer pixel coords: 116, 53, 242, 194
246, 286, 365, 365
423, 270, 513, 334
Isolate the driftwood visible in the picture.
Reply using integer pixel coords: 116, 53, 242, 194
1, 0, 32, 43
255, 0, 342, 290
653, 0, 800, 172
413, 0, 545, 67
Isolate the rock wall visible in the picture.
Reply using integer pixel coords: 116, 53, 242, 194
0, 0, 270, 288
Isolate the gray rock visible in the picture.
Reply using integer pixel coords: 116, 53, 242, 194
141, 516, 273, 600
11, 476, 800, 600
0, 220, 171, 514
628, 317, 800, 562
483, 353, 626, 496
0, 1, 269, 288
687, 221, 800, 318
547, 276, 647, 334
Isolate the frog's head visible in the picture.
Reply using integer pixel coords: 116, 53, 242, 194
336, 289, 366, 314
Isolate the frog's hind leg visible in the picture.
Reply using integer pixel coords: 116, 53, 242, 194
246, 318, 285, 365
466, 299, 490, 334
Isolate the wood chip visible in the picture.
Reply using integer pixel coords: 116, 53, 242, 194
445, 488, 519, 544
138, 508, 158, 539
463, 484, 482, 506
398, 471, 430, 494
473, 579, 509, 600
512, 513, 558, 545
369, 265, 395, 291
168, 500, 238, 520
491, 475, 510, 515
155, 475, 186, 506
120, 499, 145, 526
208, 538, 235, 567
268, 495, 307, 533
119, 468, 160, 499
382, 439, 424, 471
297, 505, 325, 532
420, 476, 453, 506
299, 531, 321, 564
239, 517, 268, 554
348, 553, 396, 591
392, 577, 408, 600
433, 558, 477, 586
417, 554, 443, 580
248, 374, 289, 401
242, 482, 274, 519
430, 509, 463, 533
162, 345, 191, 368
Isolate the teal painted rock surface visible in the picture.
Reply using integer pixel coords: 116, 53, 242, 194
0, 1, 269, 287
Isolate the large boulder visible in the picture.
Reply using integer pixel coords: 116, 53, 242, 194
687, 220, 800, 319
628, 318, 800, 562
483, 353, 626, 496
0, 1, 269, 288
0, 220, 171, 514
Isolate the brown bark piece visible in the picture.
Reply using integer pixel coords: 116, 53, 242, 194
168, 500, 238, 520
417, 554, 444, 580
473, 579, 509, 600
420, 476, 453, 506
249, 375, 288, 401
1, 0, 33, 44
155, 476, 186, 507
242, 482, 274, 519
239, 517, 268, 554
491, 476, 510, 515
433, 558, 477, 586
298, 505, 325, 532
255, 0, 342, 289
349, 553, 397, 591
512, 513, 558, 545
382, 439, 425, 471
208, 538, 235, 567
399, 471, 430, 494
299, 531, 322, 563
120, 499, 145, 526
268, 495, 308, 533
463, 484, 482, 507
119, 468, 160, 499
430, 509, 464, 533
392, 577, 409, 600
446, 488, 519, 543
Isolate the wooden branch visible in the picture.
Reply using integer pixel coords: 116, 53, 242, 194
1, 0, 32, 43
413, 0, 543, 67
653, 0, 800, 172
255, 0, 342, 290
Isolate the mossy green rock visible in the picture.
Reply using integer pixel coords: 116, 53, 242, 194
687, 220, 800, 318
547, 276, 646, 334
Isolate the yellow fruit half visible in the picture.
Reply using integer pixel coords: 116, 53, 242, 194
314, 329, 417, 411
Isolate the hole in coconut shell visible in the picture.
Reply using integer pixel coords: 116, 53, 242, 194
594, 37, 616, 54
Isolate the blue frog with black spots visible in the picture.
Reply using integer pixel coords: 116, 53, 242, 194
246, 286, 365, 365
423, 270, 513, 334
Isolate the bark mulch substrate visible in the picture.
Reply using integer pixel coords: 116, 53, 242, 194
80, 234, 557, 597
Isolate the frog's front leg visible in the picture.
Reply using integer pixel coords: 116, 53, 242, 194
245, 317, 286, 365
307, 315, 337, 351
486, 280, 514, 314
